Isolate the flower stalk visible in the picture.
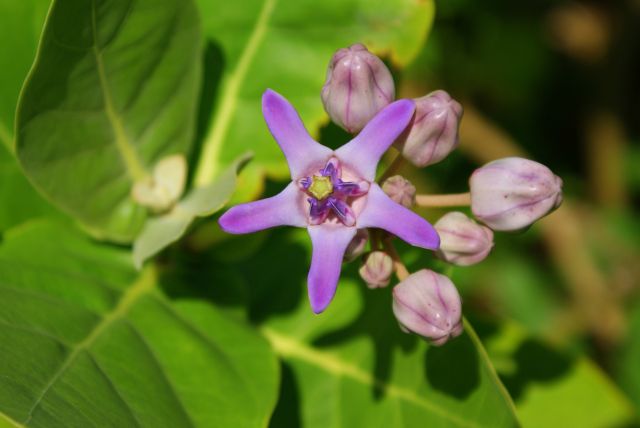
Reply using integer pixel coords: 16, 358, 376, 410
415, 192, 471, 207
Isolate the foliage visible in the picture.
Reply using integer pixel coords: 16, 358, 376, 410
0, 0, 639, 427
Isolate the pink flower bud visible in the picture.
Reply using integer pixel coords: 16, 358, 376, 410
359, 251, 394, 289
470, 157, 563, 231
392, 269, 463, 346
382, 175, 416, 208
321, 43, 395, 134
394, 90, 463, 167
434, 212, 494, 266
343, 229, 369, 262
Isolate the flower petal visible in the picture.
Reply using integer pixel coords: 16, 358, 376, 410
358, 184, 440, 249
218, 182, 306, 233
307, 225, 357, 313
334, 180, 369, 197
335, 99, 415, 181
263, 89, 333, 179
328, 197, 356, 227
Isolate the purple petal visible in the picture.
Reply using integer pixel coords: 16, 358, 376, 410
334, 180, 370, 197
335, 99, 415, 181
298, 177, 312, 190
219, 182, 306, 233
263, 90, 333, 179
320, 157, 341, 183
358, 184, 440, 249
328, 197, 356, 227
309, 198, 330, 225
307, 225, 357, 313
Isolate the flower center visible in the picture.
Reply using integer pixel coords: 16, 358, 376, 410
298, 157, 370, 227
308, 175, 333, 200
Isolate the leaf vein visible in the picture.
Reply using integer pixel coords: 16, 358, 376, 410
194, 0, 278, 185
262, 328, 480, 428
125, 320, 196, 428
87, 352, 142, 428
21, 269, 155, 424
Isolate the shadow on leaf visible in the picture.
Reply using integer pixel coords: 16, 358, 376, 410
500, 338, 572, 400
311, 262, 419, 399
269, 362, 302, 428
424, 333, 480, 399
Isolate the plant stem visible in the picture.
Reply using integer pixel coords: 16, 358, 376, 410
415, 192, 471, 207
382, 237, 409, 281
377, 152, 405, 183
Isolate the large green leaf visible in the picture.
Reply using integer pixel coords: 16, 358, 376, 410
0, 1, 62, 233
0, 0, 50, 149
0, 221, 279, 427
0, 142, 62, 233
16, 0, 202, 242
481, 321, 636, 427
193, 0, 435, 190
222, 228, 519, 427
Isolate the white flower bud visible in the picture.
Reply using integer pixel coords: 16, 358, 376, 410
470, 157, 563, 231
321, 43, 395, 134
392, 269, 463, 346
435, 212, 494, 266
394, 90, 463, 167
132, 154, 187, 213
359, 251, 394, 289
382, 175, 416, 209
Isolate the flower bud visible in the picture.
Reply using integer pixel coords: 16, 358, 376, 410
392, 269, 463, 346
434, 212, 494, 266
394, 90, 463, 167
321, 43, 395, 134
359, 251, 394, 289
132, 154, 187, 213
344, 229, 369, 262
382, 175, 416, 208
470, 157, 563, 231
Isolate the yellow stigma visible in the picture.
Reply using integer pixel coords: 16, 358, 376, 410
308, 175, 333, 200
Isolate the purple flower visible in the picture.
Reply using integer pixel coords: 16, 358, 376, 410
219, 90, 440, 313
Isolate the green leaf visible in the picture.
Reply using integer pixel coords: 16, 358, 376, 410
15, 0, 202, 242
133, 153, 252, 268
0, 0, 50, 150
616, 304, 640, 417
0, 221, 279, 427
193, 0, 435, 191
0, 144, 62, 233
225, 228, 519, 427
481, 321, 636, 427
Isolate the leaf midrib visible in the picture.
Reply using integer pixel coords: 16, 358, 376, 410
262, 327, 482, 428
193, 0, 277, 186
90, 0, 147, 182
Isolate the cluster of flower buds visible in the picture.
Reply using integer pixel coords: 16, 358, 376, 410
322, 44, 462, 170
316, 43, 564, 346
217, 41, 564, 346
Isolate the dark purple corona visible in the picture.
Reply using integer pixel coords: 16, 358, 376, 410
298, 158, 369, 226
